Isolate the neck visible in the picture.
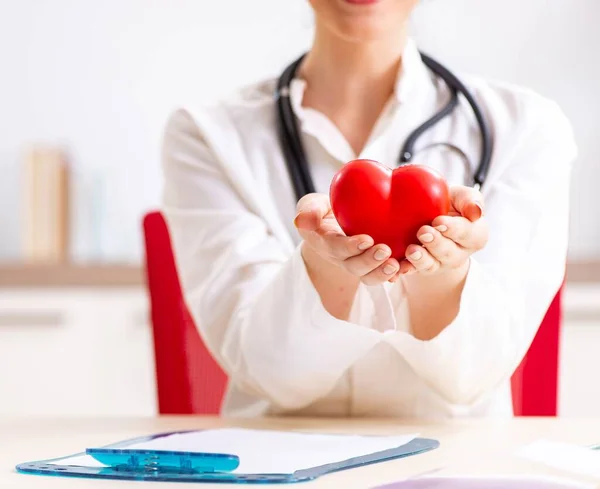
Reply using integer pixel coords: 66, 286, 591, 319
300, 21, 408, 105
298, 23, 408, 155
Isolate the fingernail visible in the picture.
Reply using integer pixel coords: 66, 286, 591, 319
435, 225, 448, 233
358, 241, 372, 250
409, 250, 422, 261
374, 249, 390, 261
402, 268, 416, 275
383, 264, 397, 275
419, 233, 434, 243
293, 214, 300, 228
474, 201, 484, 217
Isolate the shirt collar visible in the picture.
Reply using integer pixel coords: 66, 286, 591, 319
393, 37, 435, 104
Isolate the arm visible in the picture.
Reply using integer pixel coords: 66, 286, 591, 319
386, 98, 577, 406
161, 109, 392, 411
299, 243, 360, 320
397, 190, 486, 340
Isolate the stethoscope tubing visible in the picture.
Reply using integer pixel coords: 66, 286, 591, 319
275, 51, 492, 199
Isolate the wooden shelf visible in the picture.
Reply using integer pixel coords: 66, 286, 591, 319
0, 261, 598, 288
0, 263, 144, 288
566, 261, 600, 283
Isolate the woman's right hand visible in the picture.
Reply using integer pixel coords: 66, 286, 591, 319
294, 193, 401, 286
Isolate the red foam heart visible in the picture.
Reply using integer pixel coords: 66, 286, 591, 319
329, 159, 451, 260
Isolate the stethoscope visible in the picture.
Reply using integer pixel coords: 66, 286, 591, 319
275, 52, 493, 201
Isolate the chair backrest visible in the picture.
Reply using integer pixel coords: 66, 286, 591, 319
511, 286, 563, 416
141, 210, 562, 416
142, 211, 227, 415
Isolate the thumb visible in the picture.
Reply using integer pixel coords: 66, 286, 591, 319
294, 193, 331, 231
450, 186, 484, 222
463, 201, 484, 222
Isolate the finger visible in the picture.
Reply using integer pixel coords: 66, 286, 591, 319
343, 244, 393, 277
389, 272, 402, 284
450, 186, 484, 222
405, 244, 440, 274
360, 258, 400, 286
294, 193, 331, 231
416, 225, 459, 265
388, 261, 416, 283
398, 260, 416, 276
432, 215, 487, 249
321, 233, 375, 261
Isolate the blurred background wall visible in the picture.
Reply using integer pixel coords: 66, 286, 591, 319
0, 0, 598, 263
0, 0, 598, 418
0, 0, 311, 263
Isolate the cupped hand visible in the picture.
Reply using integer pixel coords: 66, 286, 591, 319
397, 185, 489, 278
294, 193, 400, 286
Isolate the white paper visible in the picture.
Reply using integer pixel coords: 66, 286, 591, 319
50, 428, 418, 474
517, 439, 600, 479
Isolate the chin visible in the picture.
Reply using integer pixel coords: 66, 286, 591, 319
310, 0, 418, 42
333, 15, 404, 43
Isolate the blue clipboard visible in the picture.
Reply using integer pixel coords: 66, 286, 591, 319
16, 430, 440, 484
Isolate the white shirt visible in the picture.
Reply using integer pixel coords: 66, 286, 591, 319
161, 39, 577, 419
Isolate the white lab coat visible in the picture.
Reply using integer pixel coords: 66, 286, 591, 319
161, 39, 577, 419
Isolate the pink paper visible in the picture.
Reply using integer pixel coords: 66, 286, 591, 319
374, 476, 593, 489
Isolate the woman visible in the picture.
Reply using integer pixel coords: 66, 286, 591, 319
161, 0, 577, 418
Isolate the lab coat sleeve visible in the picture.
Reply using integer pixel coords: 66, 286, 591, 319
386, 96, 578, 407
160, 108, 385, 411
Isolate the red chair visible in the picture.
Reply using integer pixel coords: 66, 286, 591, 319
141, 210, 562, 416
511, 287, 563, 416
142, 211, 227, 415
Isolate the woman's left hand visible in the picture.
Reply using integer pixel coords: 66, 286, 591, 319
396, 186, 489, 277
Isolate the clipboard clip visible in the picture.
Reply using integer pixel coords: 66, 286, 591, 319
86, 448, 240, 475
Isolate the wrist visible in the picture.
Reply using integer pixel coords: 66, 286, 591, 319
403, 258, 471, 340
300, 241, 360, 321
441, 258, 471, 283
300, 241, 358, 285
402, 258, 471, 302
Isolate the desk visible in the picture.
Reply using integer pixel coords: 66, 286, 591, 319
2, 417, 599, 488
